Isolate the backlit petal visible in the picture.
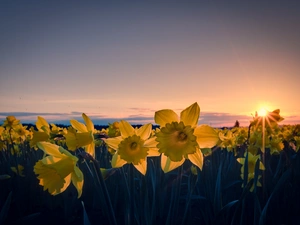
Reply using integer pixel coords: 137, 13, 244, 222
70, 120, 88, 133
134, 160, 147, 175
37, 142, 63, 158
136, 123, 152, 140
85, 142, 95, 158
104, 136, 123, 150
155, 109, 179, 127
161, 153, 184, 173
57, 174, 71, 195
82, 113, 94, 132
36, 116, 50, 133
145, 137, 160, 156
30, 131, 49, 147
187, 148, 203, 170
72, 167, 84, 198
147, 148, 160, 157
119, 120, 135, 138
180, 102, 200, 127
144, 137, 159, 148
194, 125, 219, 148
111, 153, 127, 168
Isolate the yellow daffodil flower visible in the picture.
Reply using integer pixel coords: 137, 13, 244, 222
218, 129, 236, 152
13, 124, 30, 141
269, 136, 284, 155
11, 164, 25, 177
65, 127, 93, 151
36, 116, 51, 134
30, 117, 51, 147
2, 116, 20, 129
104, 120, 159, 175
294, 136, 300, 152
67, 113, 95, 157
237, 152, 265, 192
154, 102, 219, 173
107, 121, 121, 137
34, 142, 84, 198
251, 109, 284, 129
30, 130, 50, 147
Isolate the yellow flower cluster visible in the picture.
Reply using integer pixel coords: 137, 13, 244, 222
1, 103, 297, 198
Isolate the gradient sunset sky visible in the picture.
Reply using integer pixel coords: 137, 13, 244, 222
1, 1, 299, 127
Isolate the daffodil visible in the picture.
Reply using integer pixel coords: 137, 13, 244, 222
30, 130, 50, 147
251, 109, 284, 129
30, 116, 50, 147
2, 116, 20, 129
269, 136, 284, 155
67, 113, 95, 157
11, 164, 25, 177
36, 116, 51, 134
107, 121, 121, 137
218, 129, 236, 152
13, 124, 30, 141
104, 120, 159, 175
294, 136, 300, 152
237, 152, 265, 192
155, 102, 219, 173
34, 142, 84, 198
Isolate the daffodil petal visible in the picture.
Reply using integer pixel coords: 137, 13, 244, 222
119, 120, 135, 138
180, 102, 200, 127
59, 147, 76, 159
37, 142, 63, 158
161, 153, 184, 173
187, 149, 203, 170
154, 109, 179, 127
30, 131, 50, 147
144, 137, 158, 148
70, 120, 88, 133
237, 158, 245, 164
72, 167, 84, 198
36, 116, 50, 133
144, 137, 160, 156
104, 136, 122, 150
111, 153, 127, 168
82, 113, 94, 132
56, 174, 71, 195
147, 148, 160, 157
136, 123, 152, 140
194, 125, 219, 148
134, 160, 147, 175
41, 155, 60, 164
259, 162, 265, 170
85, 142, 95, 158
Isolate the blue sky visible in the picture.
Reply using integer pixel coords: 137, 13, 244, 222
1, 1, 299, 127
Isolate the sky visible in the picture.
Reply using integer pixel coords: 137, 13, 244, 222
0, 1, 300, 127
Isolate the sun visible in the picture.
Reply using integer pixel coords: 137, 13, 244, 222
258, 108, 268, 117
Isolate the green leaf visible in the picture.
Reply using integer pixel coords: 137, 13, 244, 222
81, 201, 91, 225
214, 161, 223, 214
243, 152, 249, 189
0, 191, 12, 225
259, 168, 291, 225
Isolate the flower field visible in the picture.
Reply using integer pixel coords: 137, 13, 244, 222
0, 103, 299, 225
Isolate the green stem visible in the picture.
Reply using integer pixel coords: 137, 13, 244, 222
91, 158, 117, 225
79, 151, 117, 225
129, 164, 136, 225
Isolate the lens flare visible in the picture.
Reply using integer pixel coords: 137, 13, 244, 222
258, 108, 268, 117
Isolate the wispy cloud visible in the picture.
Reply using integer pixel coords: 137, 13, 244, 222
0, 111, 299, 127
199, 112, 252, 127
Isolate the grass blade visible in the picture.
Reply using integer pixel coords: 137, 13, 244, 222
82, 201, 91, 225
0, 191, 12, 225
